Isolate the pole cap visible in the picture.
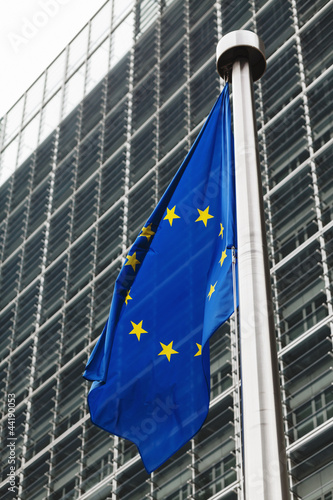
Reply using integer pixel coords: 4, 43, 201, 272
216, 30, 266, 82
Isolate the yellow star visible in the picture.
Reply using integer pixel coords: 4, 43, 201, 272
164, 206, 180, 227
207, 281, 217, 301
140, 224, 155, 240
125, 252, 140, 271
125, 290, 132, 305
219, 249, 227, 267
194, 343, 202, 357
219, 223, 224, 238
129, 321, 147, 341
195, 206, 214, 227
158, 341, 179, 361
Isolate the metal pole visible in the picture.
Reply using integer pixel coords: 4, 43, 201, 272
216, 31, 290, 500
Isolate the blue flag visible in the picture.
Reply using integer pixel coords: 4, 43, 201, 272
83, 84, 237, 473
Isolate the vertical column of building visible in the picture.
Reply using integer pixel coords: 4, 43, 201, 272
230, 312, 243, 500
154, 1, 162, 207
0, 112, 19, 497
0, 117, 14, 266
290, 0, 333, 325
0, 115, 5, 163
184, 0, 191, 153
109, 4, 136, 497
254, 45, 295, 500
14, 92, 36, 328
216, 0, 223, 94
0, 130, 15, 400
121, 21, 135, 260
46, 42, 79, 496
0, 109, 8, 474
44, 127, 61, 499
105, 6, 120, 500
67, 43, 88, 500
146, 474, 155, 500
79, 3, 115, 497
18, 72, 49, 498
46, 123, 62, 498
10, 90, 39, 499
76, 21, 95, 498
288, 4, 333, 495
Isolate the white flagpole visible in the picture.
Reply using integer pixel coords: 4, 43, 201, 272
216, 31, 290, 500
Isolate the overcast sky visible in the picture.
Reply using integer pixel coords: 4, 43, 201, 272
0, 0, 107, 118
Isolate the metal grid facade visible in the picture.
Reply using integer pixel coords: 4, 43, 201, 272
0, 0, 332, 499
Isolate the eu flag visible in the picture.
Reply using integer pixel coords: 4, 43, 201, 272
83, 84, 237, 473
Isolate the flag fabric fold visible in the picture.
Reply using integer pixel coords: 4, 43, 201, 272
83, 83, 237, 473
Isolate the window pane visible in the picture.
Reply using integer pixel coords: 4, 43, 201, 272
295, 0, 327, 27
301, 6, 333, 85
132, 74, 156, 130
18, 114, 40, 166
86, 40, 109, 94
112, 13, 134, 67
159, 91, 187, 159
221, 0, 252, 33
136, 0, 159, 37
133, 17, 156, 85
40, 91, 61, 142
89, 1, 112, 53
24, 75, 45, 125
260, 41, 301, 122
3, 98, 24, 145
256, 0, 293, 58
308, 78, 333, 152
114, 0, 133, 23
10, 157, 32, 212
264, 101, 309, 187
62, 65, 86, 119
161, 0, 185, 58
45, 50, 66, 100
190, 9, 217, 76
270, 166, 317, 263
68, 26, 89, 75
57, 108, 80, 163
160, 43, 186, 104
0, 138, 19, 184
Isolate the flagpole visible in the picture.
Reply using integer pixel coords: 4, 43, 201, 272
216, 31, 290, 500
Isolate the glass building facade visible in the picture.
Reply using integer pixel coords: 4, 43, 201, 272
0, 0, 332, 498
